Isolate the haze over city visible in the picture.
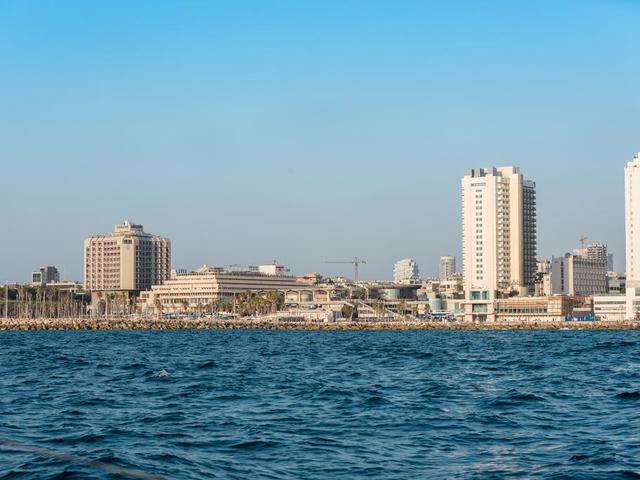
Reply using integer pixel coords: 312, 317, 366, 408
1, 0, 638, 281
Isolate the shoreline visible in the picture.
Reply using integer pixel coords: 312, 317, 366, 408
0, 317, 639, 331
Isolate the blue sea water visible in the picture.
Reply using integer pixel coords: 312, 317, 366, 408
1, 330, 640, 479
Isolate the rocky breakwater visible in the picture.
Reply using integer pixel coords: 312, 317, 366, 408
1, 317, 640, 331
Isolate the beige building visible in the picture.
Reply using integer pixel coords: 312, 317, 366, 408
143, 268, 318, 313
461, 167, 537, 321
494, 296, 586, 323
84, 221, 171, 293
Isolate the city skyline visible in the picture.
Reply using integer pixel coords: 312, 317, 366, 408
1, 1, 638, 281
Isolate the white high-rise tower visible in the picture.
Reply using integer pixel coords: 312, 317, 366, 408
461, 167, 537, 321
625, 153, 640, 287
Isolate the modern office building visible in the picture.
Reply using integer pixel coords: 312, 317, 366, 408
550, 253, 607, 296
461, 167, 537, 321
439, 256, 456, 280
393, 259, 420, 284
31, 266, 60, 286
84, 221, 171, 293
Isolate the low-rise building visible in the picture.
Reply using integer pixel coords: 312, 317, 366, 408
143, 270, 316, 313
593, 295, 627, 321
495, 296, 587, 322
367, 283, 420, 301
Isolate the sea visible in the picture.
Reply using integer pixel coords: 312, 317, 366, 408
1, 329, 640, 479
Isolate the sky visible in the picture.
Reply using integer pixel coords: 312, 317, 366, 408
0, 0, 638, 282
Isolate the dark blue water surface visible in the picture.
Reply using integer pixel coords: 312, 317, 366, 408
1, 330, 640, 479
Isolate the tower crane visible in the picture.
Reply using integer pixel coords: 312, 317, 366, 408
579, 234, 588, 250
326, 257, 367, 283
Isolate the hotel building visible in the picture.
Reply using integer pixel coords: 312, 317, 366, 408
461, 167, 537, 321
84, 221, 171, 293
625, 153, 640, 318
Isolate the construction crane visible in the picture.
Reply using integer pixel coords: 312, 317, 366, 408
326, 257, 367, 283
579, 234, 588, 250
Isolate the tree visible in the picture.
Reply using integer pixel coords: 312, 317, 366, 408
341, 304, 358, 320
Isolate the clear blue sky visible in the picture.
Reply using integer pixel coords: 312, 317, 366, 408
1, 0, 638, 282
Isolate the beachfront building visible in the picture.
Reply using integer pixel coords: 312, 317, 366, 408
607, 272, 626, 295
84, 221, 171, 297
439, 256, 456, 280
593, 295, 627, 322
461, 167, 537, 321
494, 296, 587, 323
393, 259, 420, 284
550, 253, 607, 296
625, 153, 640, 319
142, 268, 318, 313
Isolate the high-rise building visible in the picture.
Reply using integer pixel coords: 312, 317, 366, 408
626, 153, 640, 286
84, 221, 171, 293
31, 266, 60, 286
461, 167, 537, 295
439, 256, 456, 280
625, 153, 640, 319
393, 259, 420, 284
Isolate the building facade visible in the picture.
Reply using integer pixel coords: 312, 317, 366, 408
84, 221, 171, 292
31, 266, 60, 286
550, 253, 607, 296
393, 259, 420, 284
439, 256, 456, 280
143, 270, 311, 313
461, 167, 537, 321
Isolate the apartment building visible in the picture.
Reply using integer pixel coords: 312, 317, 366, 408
393, 259, 420, 284
439, 256, 456, 280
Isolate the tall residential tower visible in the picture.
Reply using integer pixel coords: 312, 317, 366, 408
461, 167, 537, 321
439, 256, 456, 280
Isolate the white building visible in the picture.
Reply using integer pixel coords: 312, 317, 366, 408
551, 253, 607, 296
461, 167, 537, 321
393, 259, 420, 284
439, 256, 456, 280
258, 264, 289, 276
625, 153, 640, 319
593, 295, 627, 322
